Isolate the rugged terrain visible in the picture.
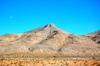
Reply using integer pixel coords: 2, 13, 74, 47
0, 24, 100, 57
85, 30, 100, 44
0, 24, 100, 66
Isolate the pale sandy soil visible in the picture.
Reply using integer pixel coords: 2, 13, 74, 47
0, 58, 100, 66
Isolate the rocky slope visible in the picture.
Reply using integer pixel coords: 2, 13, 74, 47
0, 34, 21, 42
0, 24, 100, 57
85, 30, 100, 44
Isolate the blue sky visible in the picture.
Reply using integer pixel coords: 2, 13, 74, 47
0, 0, 100, 35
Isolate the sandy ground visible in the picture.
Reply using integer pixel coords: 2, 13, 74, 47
0, 58, 100, 66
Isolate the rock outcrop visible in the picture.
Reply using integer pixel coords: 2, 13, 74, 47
85, 30, 100, 44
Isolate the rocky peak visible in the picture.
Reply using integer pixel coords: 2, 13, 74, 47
44, 24, 55, 27
43, 24, 59, 30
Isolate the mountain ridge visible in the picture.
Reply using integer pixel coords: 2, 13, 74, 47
0, 24, 100, 57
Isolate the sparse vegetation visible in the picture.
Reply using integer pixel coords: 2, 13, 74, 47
0, 58, 100, 66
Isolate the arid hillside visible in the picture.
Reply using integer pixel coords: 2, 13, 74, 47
0, 24, 100, 57
85, 30, 100, 44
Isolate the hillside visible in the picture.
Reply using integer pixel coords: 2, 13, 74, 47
85, 30, 100, 44
0, 24, 100, 57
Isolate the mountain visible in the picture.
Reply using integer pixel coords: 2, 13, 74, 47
0, 24, 100, 57
85, 30, 100, 44
0, 34, 21, 42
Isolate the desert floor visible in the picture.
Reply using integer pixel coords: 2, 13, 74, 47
0, 58, 100, 66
